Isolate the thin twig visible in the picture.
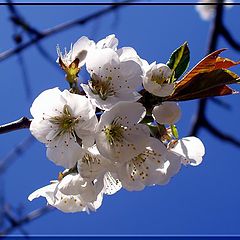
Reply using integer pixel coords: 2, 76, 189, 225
203, 118, 240, 147
210, 98, 231, 110
3, 204, 29, 236
0, 206, 53, 236
0, 117, 31, 135
8, 2, 61, 72
189, 1, 240, 148
190, 1, 222, 136
221, 24, 240, 51
0, 0, 134, 62
0, 135, 34, 174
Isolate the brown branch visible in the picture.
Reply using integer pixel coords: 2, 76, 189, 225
0, 205, 53, 236
0, 1, 133, 62
0, 117, 31, 135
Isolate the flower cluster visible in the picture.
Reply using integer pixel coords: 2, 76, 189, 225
28, 34, 205, 213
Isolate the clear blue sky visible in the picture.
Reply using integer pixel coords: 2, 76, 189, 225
1, 3, 240, 236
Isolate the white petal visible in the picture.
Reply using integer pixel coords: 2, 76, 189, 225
78, 146, 112, 180
195, 4, 215, 21
61, 90, 96, 119
117, 47, 144, 68
47, 135, 85, 168
30, 119, 55, 144
143, 63, 174, 97
86, 48, 119, 74
57, 174, 85, 196
30, 87, 65, 118
170, 137, 205, 166
72, 36, 95, 67
96, 103, 150, 162
29, 181, 103, 213
114, 60, 142, 89
143, 80, 174, 97
152, 102, 181, 125
96, 34, 118, 50
28, 182, 57, 205
117, 47, 138, 61
103, 172, 122, 195
156, 151, 182, 185
98, 102, 146, 128
57, 174, 100, 203
81, 84, 141, 111
116, 137, 168, 191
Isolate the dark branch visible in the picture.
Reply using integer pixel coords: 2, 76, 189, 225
189, 1, 240, 148
190, 1, 222, 136
0, 117, 31, 135
8, 2, 61, 72
0, 135, 34, 174
0, 206, 53, 236
221, 24, 240, 51
210, 98, 232, 110
0, 1, 133, 62
203, 118, 240, 147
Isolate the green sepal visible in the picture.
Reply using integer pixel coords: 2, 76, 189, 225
170, 125, 179, 139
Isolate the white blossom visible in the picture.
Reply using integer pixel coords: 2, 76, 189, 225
143, 62, 174, 97
77, 145, 122, 195
196, 0, 233, 21
116, 137, 169, 191
152, 102, 181, 125
81, 47, 143, 110
95, 102, 150, 163
169, 137, 205, 166
57, 173, 102, 202
28, 181, 103, 213
30, 88, 98, 168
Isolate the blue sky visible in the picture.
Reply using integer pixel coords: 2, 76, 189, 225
1, 3, 240, 236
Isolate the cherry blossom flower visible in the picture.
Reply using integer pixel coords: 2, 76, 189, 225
28, 181, 103, 213
30, 88, 98, 168
95, 102, 150, 162
152, 102, 181, 125
116, 137, 169, 191
196, 0, 233, 21
169, 137, 205, 166
56, 173, 102, 202
143, 62, 174, 97
81, 47, 143, 110
77, 145, 122, 195
28, 146, 122, 213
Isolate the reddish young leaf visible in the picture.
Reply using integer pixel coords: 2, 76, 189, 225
167, 85, 237, 101
165, 49, 240, 102
215, 57, 240, 70
175, 48, 227, 91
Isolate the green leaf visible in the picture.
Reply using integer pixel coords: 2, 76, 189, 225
167, 42, 190, 81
